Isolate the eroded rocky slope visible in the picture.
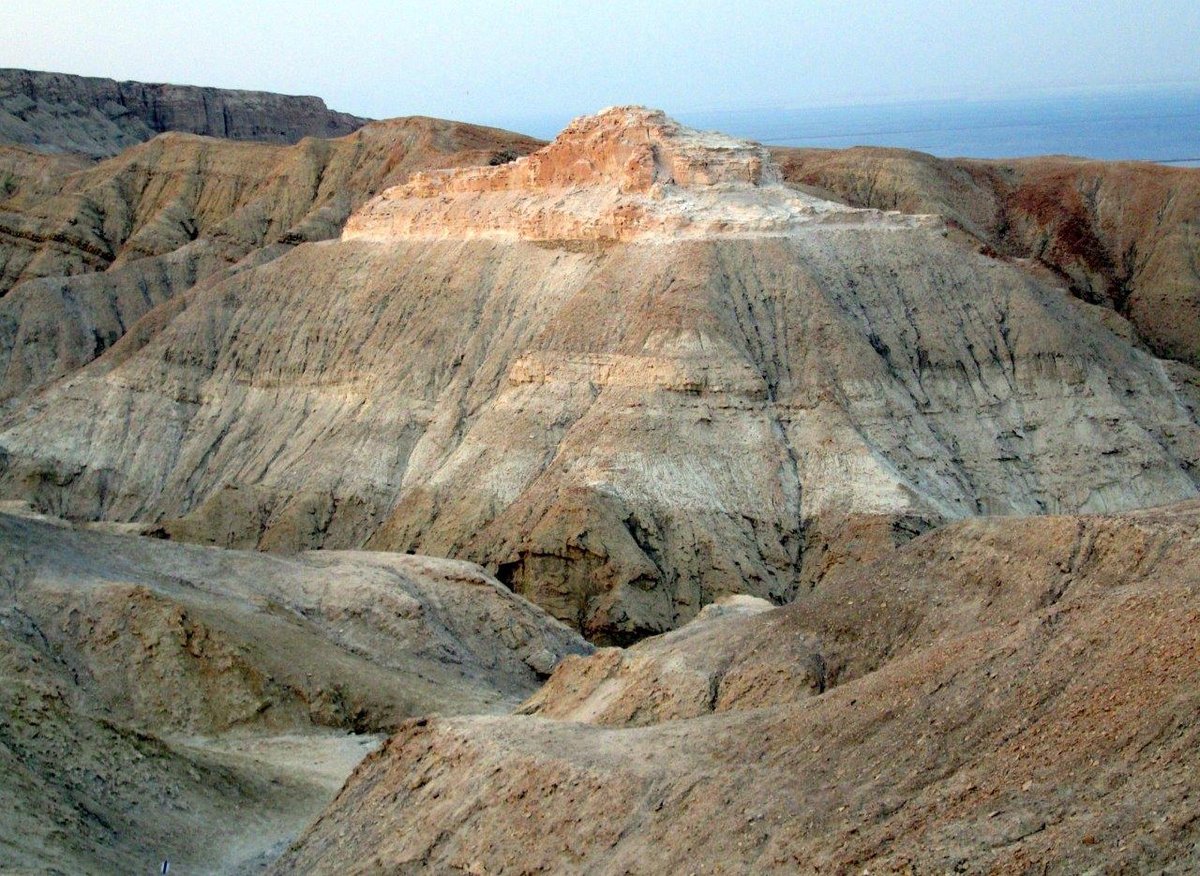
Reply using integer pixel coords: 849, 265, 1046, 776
1, 91, 1199, 875
775, 146, 1200, 366
0, 68, 367, 158
274, 501, 1200, 874
1, 108, 1197, 642
0, 508, 587, 873
0, 117, 541, 401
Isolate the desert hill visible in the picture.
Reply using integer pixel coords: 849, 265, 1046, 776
0, 84, 1199, 874
0, 117, 541, 401
774, 146, 1200, 367
1, 108, 1196, 643
0, 507, 587, 873
0, 68, 367, 158
275, 500, 1200, 874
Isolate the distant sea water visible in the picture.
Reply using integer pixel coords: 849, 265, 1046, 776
502, 87, 1200, 166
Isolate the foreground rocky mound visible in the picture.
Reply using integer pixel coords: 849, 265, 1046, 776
0, 116, 540, 401
0, 68, 367, 158
518, 593, 824, 725
1, 107, 1198, 641
775, 146, 1200, 367
0, 509, 587, 873
275, 501, 1200, 874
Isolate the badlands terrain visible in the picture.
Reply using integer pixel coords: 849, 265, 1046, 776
278, 501, 1200, 874
0, 507, 587, 873
0, 71, 1198, 873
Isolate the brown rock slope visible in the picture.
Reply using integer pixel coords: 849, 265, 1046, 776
274, 501, 1200, 874
519, 593, 825, 725
0, 508, 587, 873
1, 108, 1198, 641
0, 68, 367, 158
774, 146, 1200, 366
0, 117, 541, 400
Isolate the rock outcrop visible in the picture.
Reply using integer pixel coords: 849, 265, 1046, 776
1, 107, 1198, 641
0, 508, 588, 872
273, 501, 1200, 874
0, 68, 367, 158
345, 107, 927, 242
519, 594, 825, 725
2, 91, 1200, 875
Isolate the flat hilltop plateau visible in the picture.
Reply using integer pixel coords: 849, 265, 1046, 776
0, 68, 368, 157
0, 75, 1198, 873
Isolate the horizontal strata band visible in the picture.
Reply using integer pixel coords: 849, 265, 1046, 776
342, 106, 940, 243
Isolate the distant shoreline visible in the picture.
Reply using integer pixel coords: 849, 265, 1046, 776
493, 86, 1200, 164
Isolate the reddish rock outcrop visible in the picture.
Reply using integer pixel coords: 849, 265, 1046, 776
775, 146, 1200, 365
344, 106, 932, 242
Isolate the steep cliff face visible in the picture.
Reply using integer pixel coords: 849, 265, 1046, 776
775, 146, 1200, 366
0, 68, 367, 158
1, 108, 1196, 642
0, 117, 542, 401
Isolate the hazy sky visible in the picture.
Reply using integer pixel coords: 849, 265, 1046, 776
5, 1, 1198, 130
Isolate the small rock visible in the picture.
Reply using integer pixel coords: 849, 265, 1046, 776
525, 648, 560, 677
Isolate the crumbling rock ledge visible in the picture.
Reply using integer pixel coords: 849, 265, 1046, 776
343, 106, 939, 242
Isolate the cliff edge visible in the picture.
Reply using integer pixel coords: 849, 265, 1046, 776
0, 68, 368, 157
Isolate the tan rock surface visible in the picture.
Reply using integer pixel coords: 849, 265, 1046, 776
774, 146, 1200, 366
0, 509, 588, 872
519, 594, 825, 725
273, 501, 1200, 874
345, 107, 930, 243
0, 118, 541, 402
1, 109, 1198, 641
1, 96, 1199, 875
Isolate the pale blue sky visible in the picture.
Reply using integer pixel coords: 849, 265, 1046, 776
4, 0, 1198, 130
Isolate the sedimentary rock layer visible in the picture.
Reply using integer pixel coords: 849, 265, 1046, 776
775, 145, 1200, 366
0, 117, 541, 401
1, 108, 1197, 641
345, 108, 932, 242
0, 68, 367, 157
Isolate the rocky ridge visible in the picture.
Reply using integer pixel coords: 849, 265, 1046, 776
0, 117, 541, 401
1, 108, 1198, 641
275, 501, 1200, 874
774, 146, 1200, 366
345, 107, 934, 242
0, 68, 367, 158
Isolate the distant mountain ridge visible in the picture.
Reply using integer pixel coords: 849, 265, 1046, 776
0, 68, 368, 157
